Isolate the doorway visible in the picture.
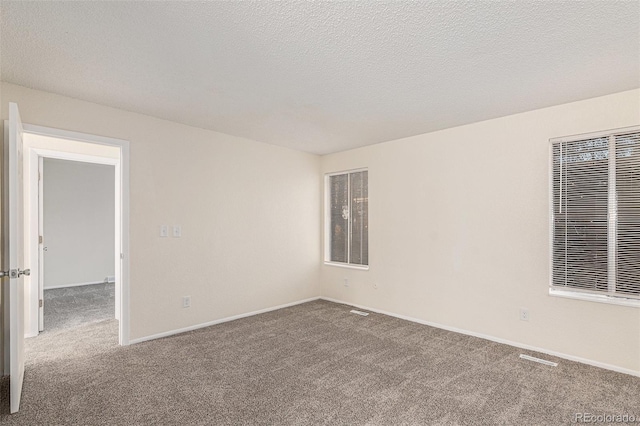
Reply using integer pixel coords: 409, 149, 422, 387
40, 158, 116, 332
22, 126, 130, 345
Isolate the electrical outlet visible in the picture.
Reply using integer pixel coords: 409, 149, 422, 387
344, 277, 349, 287
520, 308, 529, 321
183, 296, 191, 308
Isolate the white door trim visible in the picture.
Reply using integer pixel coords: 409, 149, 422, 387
23, 124, 131, 346
37, 156, 43, 332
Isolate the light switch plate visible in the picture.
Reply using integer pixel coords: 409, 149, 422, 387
160, 225, 168, 237
173, 225, 181, 237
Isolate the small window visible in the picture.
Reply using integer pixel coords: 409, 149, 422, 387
325, 170, 368, 267
550, 128, 640, 303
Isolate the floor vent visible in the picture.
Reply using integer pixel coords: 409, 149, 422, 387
519, 354, 558, 367
350, 309, 369, 316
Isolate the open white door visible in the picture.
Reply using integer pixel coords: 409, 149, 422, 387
3, 102, 28, 413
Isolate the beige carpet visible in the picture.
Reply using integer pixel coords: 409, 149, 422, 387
1, 300, 639, 425
43, 283, 115, 331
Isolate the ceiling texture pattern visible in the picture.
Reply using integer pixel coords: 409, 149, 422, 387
1, 1, 639, 154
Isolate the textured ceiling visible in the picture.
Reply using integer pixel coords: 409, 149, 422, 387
1, 1, 639, 155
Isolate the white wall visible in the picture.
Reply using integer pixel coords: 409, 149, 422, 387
43, 158, 115, 288
321, 89, 640, 374
0, 82, 322, 341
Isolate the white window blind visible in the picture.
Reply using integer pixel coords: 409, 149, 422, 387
551, 128, 640, 300
327, 170, 368, 266
615, 132, 640, 295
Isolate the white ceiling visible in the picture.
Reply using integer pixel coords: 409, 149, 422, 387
1, 1, 639, 155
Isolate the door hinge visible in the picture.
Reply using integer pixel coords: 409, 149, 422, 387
39, 235, 43, 244
120, 253, 124, 259
39, 299, 43, 308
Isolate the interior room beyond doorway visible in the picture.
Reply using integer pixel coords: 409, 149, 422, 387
41, 158, 116, 332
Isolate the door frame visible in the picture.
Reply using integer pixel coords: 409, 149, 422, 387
21, 124, 130, 345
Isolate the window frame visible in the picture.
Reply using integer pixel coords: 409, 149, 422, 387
324, 168, 369, 270
548, 125, 640, 308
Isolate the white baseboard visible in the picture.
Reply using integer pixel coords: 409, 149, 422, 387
45, 280, 111, 290
129, 296, 322, 345
320, 297, 640, 378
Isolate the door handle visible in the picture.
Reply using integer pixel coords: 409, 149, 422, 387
0, 269, 30, 278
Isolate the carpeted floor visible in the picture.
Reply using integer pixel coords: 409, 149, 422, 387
43, 283, 115, 331
1, 299, 639, 425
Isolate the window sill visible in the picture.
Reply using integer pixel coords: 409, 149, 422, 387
549, 288, 640, 308
323, 261, 369, 271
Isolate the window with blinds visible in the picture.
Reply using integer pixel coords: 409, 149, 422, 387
550, 128, 640, 301
326, 170, 368, 267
